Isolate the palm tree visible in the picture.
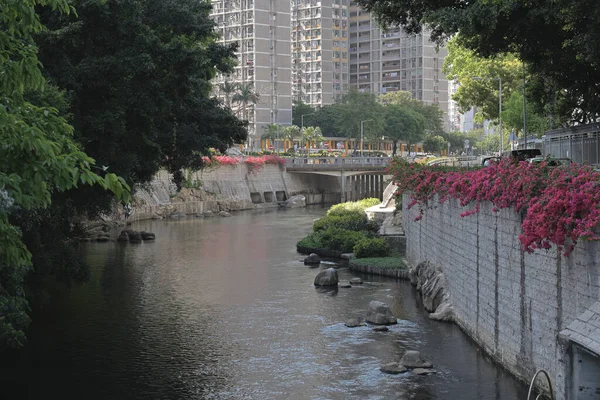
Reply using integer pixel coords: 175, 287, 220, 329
218, 80, 239, 109
301, 126, 324, 150
232, 82, 260, 122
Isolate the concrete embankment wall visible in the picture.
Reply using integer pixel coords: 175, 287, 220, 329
130, 165, 340, 221
402, 195, 600, 399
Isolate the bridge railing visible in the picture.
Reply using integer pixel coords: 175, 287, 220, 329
285, 157, 392, 168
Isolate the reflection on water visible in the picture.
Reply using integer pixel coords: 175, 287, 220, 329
1, 207, 526, 399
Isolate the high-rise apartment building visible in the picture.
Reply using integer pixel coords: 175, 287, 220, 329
348, 4, 450, 128
210, 0, 292, 147
291, 0, 350, 106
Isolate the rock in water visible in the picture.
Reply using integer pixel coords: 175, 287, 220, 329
314, 268, 339, 286
350, 277, 363, 285
365, 300, 397, 325
400, 351, 433, 369
128, 231, 142, 243
339, 282, 352, 288
279, 195, 306, 208
304, 253, 321, 265
372, 326, 389, 332
117, 231, 129, 242
140, 231, 155, 241
344, 318, 365, 328
413, 368, 436, 375
380, 362, 407, 374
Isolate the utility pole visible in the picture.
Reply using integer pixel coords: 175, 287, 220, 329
522, 61, 527, 149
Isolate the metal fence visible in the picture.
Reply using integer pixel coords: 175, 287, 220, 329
543, 123, 600, 165
285, 157, 391, 168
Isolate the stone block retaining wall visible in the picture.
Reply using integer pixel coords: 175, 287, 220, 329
403, 195, 600, 399
129, 165, 341, 221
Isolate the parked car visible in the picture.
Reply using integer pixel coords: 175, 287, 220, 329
482, 149, 542, 166
528, 156, 572, 166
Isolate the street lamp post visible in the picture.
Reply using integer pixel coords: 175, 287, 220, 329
301, 112, 316, 154
473, 76, 502, 155
360, 119, 373, 157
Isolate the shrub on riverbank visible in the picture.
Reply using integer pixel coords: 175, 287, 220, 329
389, 157, 600, 255
297, 198, 384, 255
353, 238, 390, 258
297, 228, 371, 253
327, 198, 380, 215
313, 210, 376, 232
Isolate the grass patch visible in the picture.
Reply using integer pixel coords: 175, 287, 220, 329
349, 257, 406, 270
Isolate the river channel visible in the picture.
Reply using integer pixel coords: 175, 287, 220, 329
3, 206, 527, 399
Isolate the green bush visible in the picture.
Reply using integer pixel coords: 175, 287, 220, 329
313, 210, 371, 232
327, 198, 381, 216
297, 228, 369, 253
353, 238, 390, 258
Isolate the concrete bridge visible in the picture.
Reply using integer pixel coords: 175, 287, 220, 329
284, 157, 391, 202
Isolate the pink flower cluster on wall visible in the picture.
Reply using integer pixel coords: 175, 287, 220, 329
388, 158, 600, 256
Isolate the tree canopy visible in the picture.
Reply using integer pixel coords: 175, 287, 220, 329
355, 0, 600, 123
37, 0, 247, 188
384, 105, 426, 155
0, 0, 130, 349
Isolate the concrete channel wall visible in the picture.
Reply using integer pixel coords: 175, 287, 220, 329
402, 195, 600, 400
129, 165, 341, 220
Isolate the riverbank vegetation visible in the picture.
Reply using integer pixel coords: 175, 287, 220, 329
297, 198, 390, 257
1, 0, 247, 349
389, 158, 600, 256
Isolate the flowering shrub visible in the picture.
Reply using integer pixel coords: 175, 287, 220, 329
200, 155, 285, 171
388, 158, 600, 256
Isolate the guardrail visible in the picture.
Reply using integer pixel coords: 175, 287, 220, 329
285, 157, 392, 168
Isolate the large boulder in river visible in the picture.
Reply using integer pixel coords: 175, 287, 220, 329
141, 231, 155, 241
304, 253, 321, 265
400, 351, 433, 369
314, 268, 338, 286
117, 231, 129, 242
365, 300, 397, 325
128, 231, 142, 243
279, 195, 306, 208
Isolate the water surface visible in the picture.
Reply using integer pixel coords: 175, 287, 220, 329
2, 207, 527, 399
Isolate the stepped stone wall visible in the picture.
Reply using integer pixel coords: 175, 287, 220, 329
128, 165, 341, 221
403, 195, 600, 399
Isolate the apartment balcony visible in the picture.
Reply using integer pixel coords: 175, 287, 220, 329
382, 64, 400, 71
382, 75, 401, 81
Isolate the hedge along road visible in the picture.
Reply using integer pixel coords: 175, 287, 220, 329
1, 206, 527, 399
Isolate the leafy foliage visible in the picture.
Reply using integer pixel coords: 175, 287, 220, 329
384, 105, 425, 155
389, 158, 600, 256
353, 238, 391, 258
355, 0, 600, 124
327, 198, 381, 215
297, 228, 371, 253
36, 0, 247, 189
313, 211, 373, 233
0, 0, 129, 349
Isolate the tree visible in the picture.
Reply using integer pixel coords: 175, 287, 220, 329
379, 91, 444, 135
233, 82, 260, 123
423, 135, 447, 155
311, 105, 341, 137
301, 126, 324, 149
384, 105, 426, 156
283, 125, 301, 142
0, 0, 129, 349
292, 101, 314, 127
355, 0, 600, 124
218, 80, 239, 109
334, 90, 384, 143
443, 38, 523, 121
37, 0, 247, 189
501, 92, 549, 138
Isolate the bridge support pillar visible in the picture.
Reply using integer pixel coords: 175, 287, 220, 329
340, 172, 346, 203
379, 175, 384, 200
